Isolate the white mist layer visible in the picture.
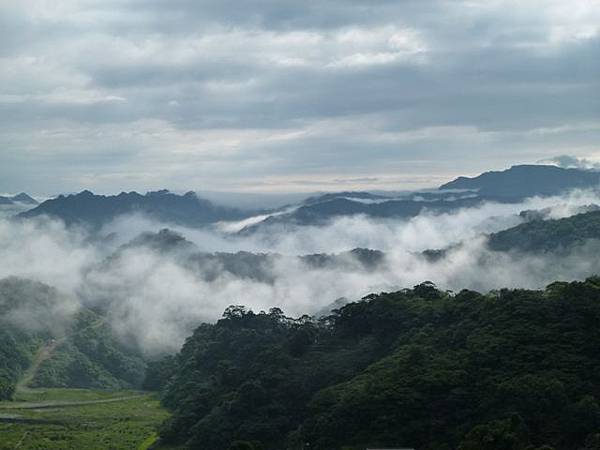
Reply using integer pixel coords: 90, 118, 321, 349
1, 189, 600, 354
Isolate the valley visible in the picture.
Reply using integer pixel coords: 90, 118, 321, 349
3, 163, 600, 449
3, 0, 597, 447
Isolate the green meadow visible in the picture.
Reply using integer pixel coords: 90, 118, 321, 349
0, 388, 170, 450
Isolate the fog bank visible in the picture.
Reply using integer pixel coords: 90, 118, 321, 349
2, 189, 600, 354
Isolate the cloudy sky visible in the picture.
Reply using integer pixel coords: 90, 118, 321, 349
1, 0, 599, 195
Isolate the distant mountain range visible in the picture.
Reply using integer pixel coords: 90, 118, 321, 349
238, 192, 481, 233
440, 164, 600, 199
15, 164, 600, 230
0, 192, 38, 206
18, 189, 248, 228
239, 165, 600, 233
111, 204, 600, 284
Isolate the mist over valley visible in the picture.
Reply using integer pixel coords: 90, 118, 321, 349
2, 0, 600, 446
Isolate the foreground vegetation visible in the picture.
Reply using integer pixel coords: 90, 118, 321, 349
0, 278, 168, 449
153, 278, 600, 450
5, 273, 600, 449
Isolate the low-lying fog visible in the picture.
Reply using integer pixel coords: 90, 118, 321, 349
1, 189, 600, 354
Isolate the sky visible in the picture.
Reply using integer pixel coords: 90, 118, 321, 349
1, 0, 599, 196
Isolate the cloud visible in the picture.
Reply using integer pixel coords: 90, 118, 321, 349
3, 189, 600, 354
541, 154, 600, 170
1, 0, 600, 194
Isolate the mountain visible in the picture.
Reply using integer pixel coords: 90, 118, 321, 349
301, 191, 392, 206
10, 193, 38, 205
0, 277, 145, 398
122, 228, 198, 254
239, 191, 484, 233
0, 277, 64, 399
101, 229, 386, 285
18, 189, 248, 229
0, 193, 38, 206
31, 308, 146, 390
16, 165, 600, 232
154, 278, 600, 450
440, 164, 600, 200
418, 207, 600, 260
488, 209, 600, 253
237, 165, 600, 233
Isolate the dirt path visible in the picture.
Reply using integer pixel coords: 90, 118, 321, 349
0, 395, 145, 410
14, 431, 30, 449
15, 318, 105, 393
15, 338, 63, 392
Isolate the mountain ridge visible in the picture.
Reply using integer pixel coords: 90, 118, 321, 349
440, 164, 600, 199
238, 165, 600, 233
18, 189, 250, 229
14, 165, 600, 232
0, 193, 38, 206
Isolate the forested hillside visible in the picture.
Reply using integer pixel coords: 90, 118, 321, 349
0, 278, 146, 398
153, 279, 600, 450
0, 278, 67, 399
31, 309, 146, 390
0, 327, 38, 399
488, 210, 600, 253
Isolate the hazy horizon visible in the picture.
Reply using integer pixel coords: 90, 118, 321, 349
3, 157, 600, 204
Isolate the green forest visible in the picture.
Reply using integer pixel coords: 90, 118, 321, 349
5, 274, 600, 449
488, 210, 600, 253
0, 278, 146, 400
151, 278, 600, 450
0, 323, 38, 399
31, 309, 146, 390
0, 278, 61, 400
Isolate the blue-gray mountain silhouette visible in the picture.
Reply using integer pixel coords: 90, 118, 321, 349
241, 165, 600, 233
19, 189, 246, 228
440, 164, 600, 199
0, 193, 38, 206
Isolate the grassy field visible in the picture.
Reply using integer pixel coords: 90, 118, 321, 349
0, 388, 170, 450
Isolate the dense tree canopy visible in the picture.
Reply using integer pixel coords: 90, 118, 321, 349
0, 277, 63, 399
154, 278, 600, 450
488, 210, 600, 253
32, 309, 146, 390
0, 277, 147, 397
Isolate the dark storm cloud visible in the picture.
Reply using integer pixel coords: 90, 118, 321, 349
1, 0, 599, 194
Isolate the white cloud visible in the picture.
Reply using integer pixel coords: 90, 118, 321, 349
1, 0, 599, 194
3, 189, 600, 353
